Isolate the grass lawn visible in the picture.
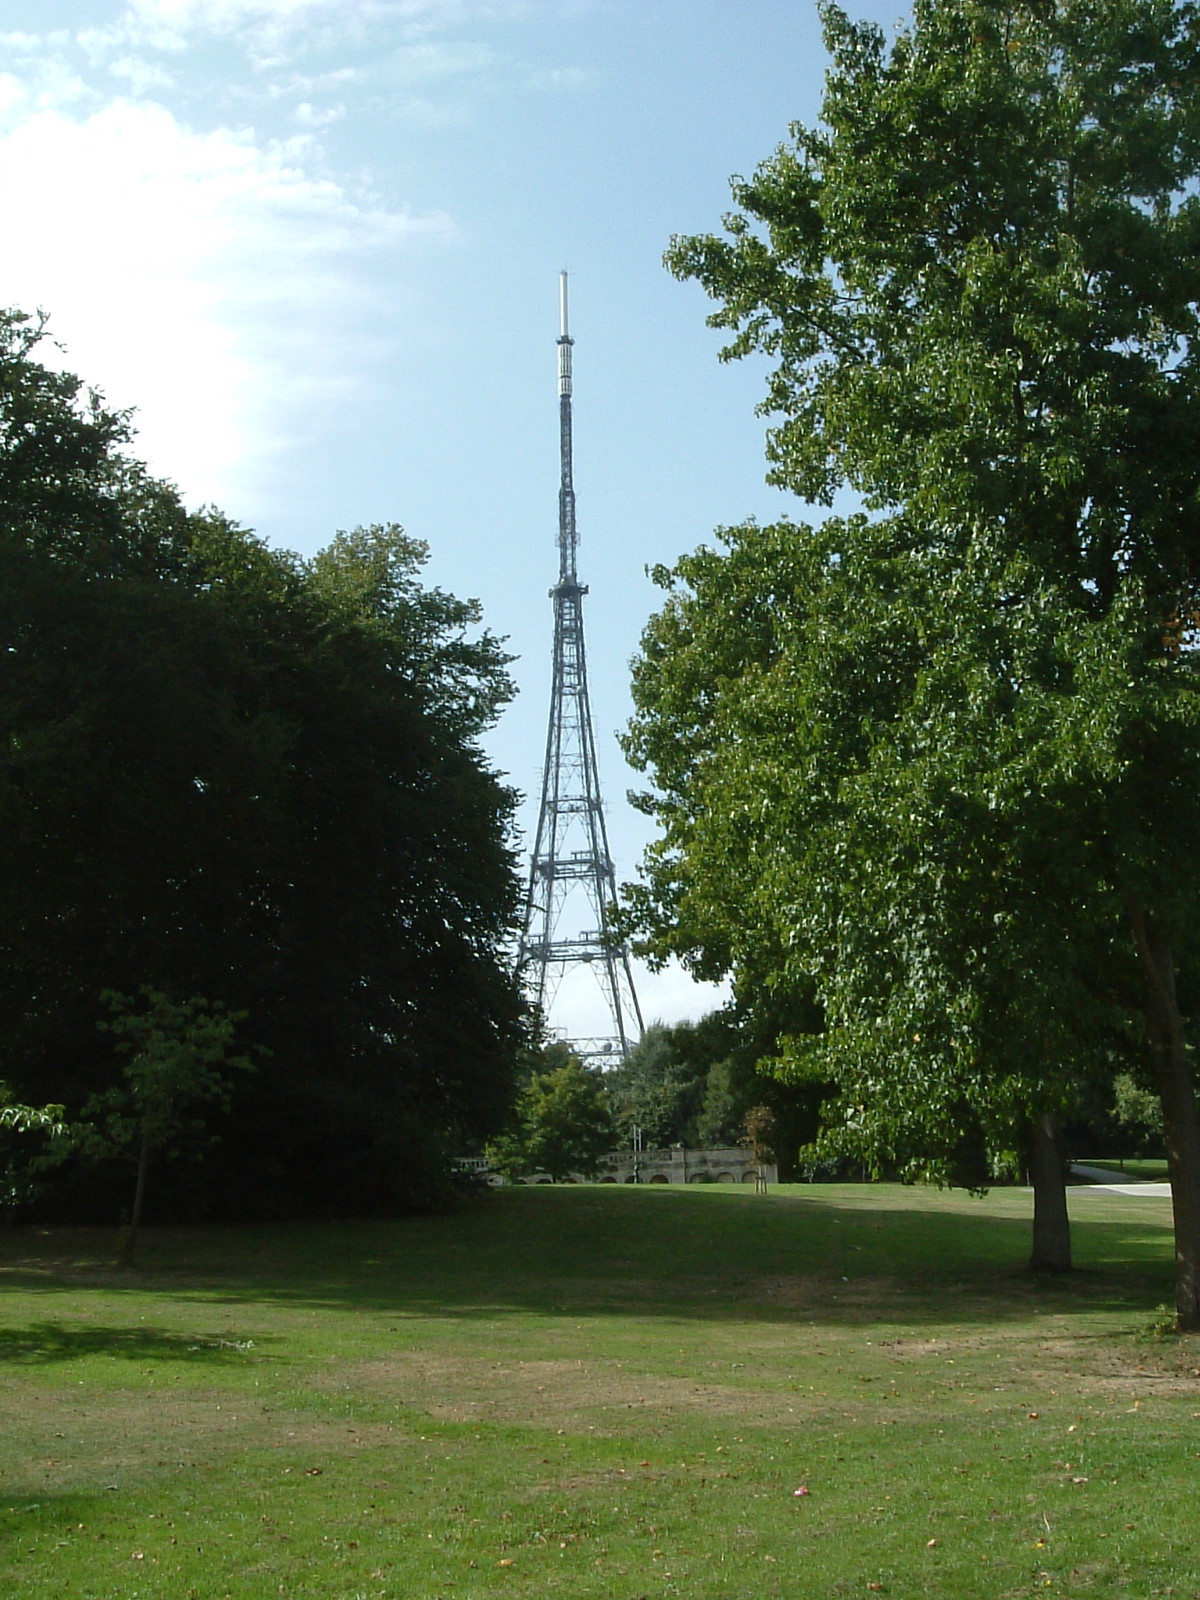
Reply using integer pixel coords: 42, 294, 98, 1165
1075, 1160, 1171, 1182
0, 1183, 1196, 1599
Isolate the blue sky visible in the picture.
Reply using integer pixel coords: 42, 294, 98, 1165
0, 0, 902, 1038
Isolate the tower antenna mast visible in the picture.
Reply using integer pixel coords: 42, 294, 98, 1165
516, 273, 643, 1067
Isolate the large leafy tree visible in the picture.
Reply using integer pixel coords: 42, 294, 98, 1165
0, 312, 526, 1219
626, 515, 1130, 1252
627, 0, 1200, 1316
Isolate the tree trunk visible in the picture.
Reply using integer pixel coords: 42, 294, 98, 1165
1130, 899, 1200, 1330
1028, 1110, 1071, 1272
120, 1123, 151, 1267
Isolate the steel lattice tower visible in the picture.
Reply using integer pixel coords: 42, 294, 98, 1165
516, 274, 643, 1066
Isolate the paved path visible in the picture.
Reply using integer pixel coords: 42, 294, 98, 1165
1070, 1163, 1172, 1197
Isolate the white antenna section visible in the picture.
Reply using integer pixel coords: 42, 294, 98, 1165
557, 270, 573, 398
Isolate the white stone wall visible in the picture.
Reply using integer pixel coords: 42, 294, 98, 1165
597, 1147, 777, 1185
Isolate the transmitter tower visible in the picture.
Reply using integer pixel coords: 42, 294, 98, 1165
517, 273, 643, 1066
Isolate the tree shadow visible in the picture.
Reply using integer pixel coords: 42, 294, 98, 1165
0, 1186, 1178, 1331
0, 1322, 269, 1365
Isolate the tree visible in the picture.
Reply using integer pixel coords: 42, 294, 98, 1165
605, 1024, 710, 1148
1112, 1072, 1165, 1157
601, 1011, 824, 1173
486, 1057, 618, 1182
0, 313, 528, 1219
629, 0, 1200, 1313
80, 991, 253, 1262
625, 515, 1118, 1254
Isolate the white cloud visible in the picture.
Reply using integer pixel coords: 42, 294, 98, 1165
293, 98, 344, 125
633, 960, 731, 1029
0, 73, 25, 114
0, 95, 450, 510
0, 0, 556, 517
87, 1, 506, 53
119, 0, 348, 42
132, 0, 332, 19
105, 54, 178, 93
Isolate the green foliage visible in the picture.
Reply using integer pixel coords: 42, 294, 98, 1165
628, 0, 1200, 1188
1112, 1071, 1166, 1155
605, 1024, 708, 1148
0, 1102, 65, 1134
80, 990, 253, 1170
79, 990, 254, 1259
693, 1057, 741, 1149
601, 1013, 824, 1175
669, 0, 1200, 559
0, 1088, 67, 1217
486, 1057, 618, 1182
0, 313, 527, 1220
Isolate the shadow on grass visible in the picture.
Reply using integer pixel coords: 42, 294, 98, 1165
0, 1186, 1177, 1329
0, 1321, 268, 1365
0, 1488, 129, 1532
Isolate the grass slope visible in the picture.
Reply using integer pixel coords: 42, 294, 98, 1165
0, 1183, 1196, 1599
1075, 1160, 1171, 1182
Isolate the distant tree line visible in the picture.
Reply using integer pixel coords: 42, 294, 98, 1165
0, 311, 527, 1224
483, 1017, 826, 1183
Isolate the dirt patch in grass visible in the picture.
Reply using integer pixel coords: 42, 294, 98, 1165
0, 1383, 395, 1498
1080, 1366, 1200, 1396
322, 1353, 833, 1429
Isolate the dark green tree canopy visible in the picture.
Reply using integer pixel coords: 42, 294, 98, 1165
0, 313, 527, 1220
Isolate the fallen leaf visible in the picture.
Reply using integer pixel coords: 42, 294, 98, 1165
498, 1558, 514, 1568
926, 1538, 939, 1549
793, 1485, 810, 1497
131, 1552, 144, 1561
1028, 1412, 1039, 1420
304, 1467, 323, 1477
1071, 1477, 1089, 1485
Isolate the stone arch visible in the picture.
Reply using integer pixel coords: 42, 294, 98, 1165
716, 1172, 734, 1184
648, 1173, 670, 1184
741, 1170, 759, 1183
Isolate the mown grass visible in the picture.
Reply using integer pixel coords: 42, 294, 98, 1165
1076, 1160, 1171, 1182
0, 1183, 1196, 1599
